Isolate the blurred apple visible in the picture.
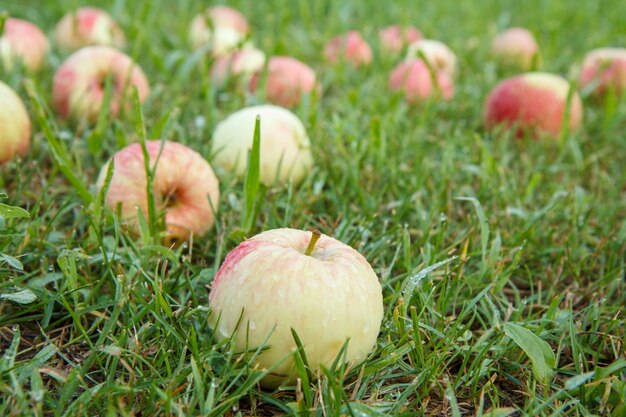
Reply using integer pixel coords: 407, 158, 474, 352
379, 25, 422, 55
579, 47, 626, 98
406, 39, 457, 77
54, 7, 126, 52
189, 5, 249, 56
324, 31, 373, 68
210, 46, 266, 87
0, 81, 31, 164
484, 72, 583, 138
52, 45, 150, 121
96, 140, 220, 241
249, 56, 320, 108
492, 27, 540, 71
209, 228, 384, 388
0, 17, 49, 71
389, 58, 454, 103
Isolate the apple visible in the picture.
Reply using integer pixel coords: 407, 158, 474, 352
52, 45, 150, 121
324, 31, 373, 68
579, 47, 626, 98
189, 5, 249, 56
484, 72, 583, 138
389, 59, 454, 102
210, 46, 266, 88
53, 7, 126, 52
249, 56, 320, 108
96, 140, 220, 241
209, 228, 384, 388
378, 25, 423, 55
406, 39, 457, 76
211, 104, 313, 186
0, 81, 31, 164
491, 27, 540, 71
0, 18, 49, 71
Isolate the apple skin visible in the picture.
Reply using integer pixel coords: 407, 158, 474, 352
491, 27, 540, 71
0, 18, 49, 71
209, 228, 384, 388
324, 31, 373, 68
378, 25, 423, 55
52, 46, 150, 121
579, 47, 626, 98
406, 39, 457, 77
54, 7, 126, 52
210, 46, 266, 88
189, 6, 249, 56
0, 81, 31, 164
389, 59, 454, 103
484, 72, 583, 138
96, 140, 220, 241
249, 56, 320, 108
211, 104, 313, 186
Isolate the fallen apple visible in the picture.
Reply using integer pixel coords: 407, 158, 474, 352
484, 72, 583, 138
189, 5, 249, 56
249, 56, 320, 108
0, 17, 49, 71
209, 228, 384, 388
378, 25, 423, 55
491, 27, 540, 71
211, 104, 313, 186
210, 46, 266, 88
52, 45, 150, 121
53, 7, 126, 52
0, 81, 31, 164
324, 31, 373, 68
406, 39, 457, 77
389, 59, 454, 103
96, 140, 220, 241
579, 47, 626, 98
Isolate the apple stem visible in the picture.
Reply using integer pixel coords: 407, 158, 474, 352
304, 229, 322, 256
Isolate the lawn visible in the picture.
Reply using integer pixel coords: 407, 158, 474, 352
1, 0, 625, 416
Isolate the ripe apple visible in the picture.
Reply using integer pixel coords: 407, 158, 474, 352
209, 228, 384, 388
0, 18, 49, 71
491, 27, 540, 71
378, 25, 423, 55
210, 46, 266, 88
211, 104, 313, 186
406, 39, 457, 77
96, 140, 220, 241
52, 45, 150, 121
579, 47, 626, 98
249, 56, 320, 108
53, 7, 126, 52
189, 5, 249, 56
389, 59, 454, 103
484, 72, 583, 138
324, 31, 373, 68
0, 81, 31, 164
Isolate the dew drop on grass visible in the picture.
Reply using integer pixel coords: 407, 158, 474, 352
249, 320, 256, 330
194, 115, 206, 129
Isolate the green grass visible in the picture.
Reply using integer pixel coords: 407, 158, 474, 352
1, 0, 625, 415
